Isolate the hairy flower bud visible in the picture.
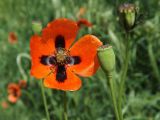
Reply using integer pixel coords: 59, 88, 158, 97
118, 3, 138, 32
32, 21, 42, 34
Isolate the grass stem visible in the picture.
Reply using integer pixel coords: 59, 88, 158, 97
148, 41, 160, 82
63, 91, 68, 120
40, 80, 50, 120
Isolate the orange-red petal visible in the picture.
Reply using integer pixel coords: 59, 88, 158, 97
7, 83, 21, 95
1, 101, 9, 109
77, 19, 92, 28
44, 68, 82, 91
7, 83, 21, 103
42, 18, 79, 49
69, 35, 102, 77
8, 94, 19, 103
30, 35, 54, 79
76, 7, 86, 18
8, 32, 17, 44
19, 80, 27, 88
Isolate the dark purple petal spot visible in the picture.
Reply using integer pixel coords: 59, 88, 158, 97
40, 55, 56, 65
55, 35, 65, 48
72, 56, 81, 64
48, 56, 56, 65
67, 56, 81, 65
40, 55, 48, 65
56, 65, 67, 82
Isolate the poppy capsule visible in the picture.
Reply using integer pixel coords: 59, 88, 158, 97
97, 45, 115, 74
30, 18, 102, 91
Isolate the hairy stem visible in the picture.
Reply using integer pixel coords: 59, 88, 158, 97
107, 73, 120, 120
40, 80, 50, 120
16, 53, 30, 80
118, 33, 130, 120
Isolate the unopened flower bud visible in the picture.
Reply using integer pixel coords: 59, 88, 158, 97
32, 21, 42, 34
118, 3, 138, 32
97, 45, 115, 74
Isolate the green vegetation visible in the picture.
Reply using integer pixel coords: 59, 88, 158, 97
0, 0, 160, 120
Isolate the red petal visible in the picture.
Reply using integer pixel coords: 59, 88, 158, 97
30, 35, 54, 79
42, 18, 79, 49
77, 19, 92, 28
69, 35, 102, 77
8, 94, 19, 103
44, 68, 82, 91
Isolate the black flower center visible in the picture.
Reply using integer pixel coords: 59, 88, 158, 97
40, 35, 81, 82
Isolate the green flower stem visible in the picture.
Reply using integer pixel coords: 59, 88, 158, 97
22, 90, 37, 109
40, 80, 50, 120
118, 33, 130, 120
97, 45, 119, 119
107, 72, 120, 120
16, 53, 30, 81
63, 91, 68, 120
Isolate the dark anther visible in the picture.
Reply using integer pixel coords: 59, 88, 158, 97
55, 35, 65, 48
40, 55, 48, 65
56, 65, 67, 82
40, 55, 56, 65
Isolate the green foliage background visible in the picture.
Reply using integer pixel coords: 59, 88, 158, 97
0, 0, 160, 120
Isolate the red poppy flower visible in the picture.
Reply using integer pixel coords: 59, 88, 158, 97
19, 80, 27, 88
30, 18, 102, 91
77, 7, 86, 18
7, 83, 21, 103
1, 101, 9, 109
8, 32, 17, 44
77, 19, 92, 28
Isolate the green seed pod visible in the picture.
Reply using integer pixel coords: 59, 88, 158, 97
97, 45, 115, 74
118, 3, 138, 32
32, 21, 42, 34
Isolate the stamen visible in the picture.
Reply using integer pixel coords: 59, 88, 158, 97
55, 47, 70, 65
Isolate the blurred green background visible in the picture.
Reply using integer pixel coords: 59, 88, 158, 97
0, 0, 160, 120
